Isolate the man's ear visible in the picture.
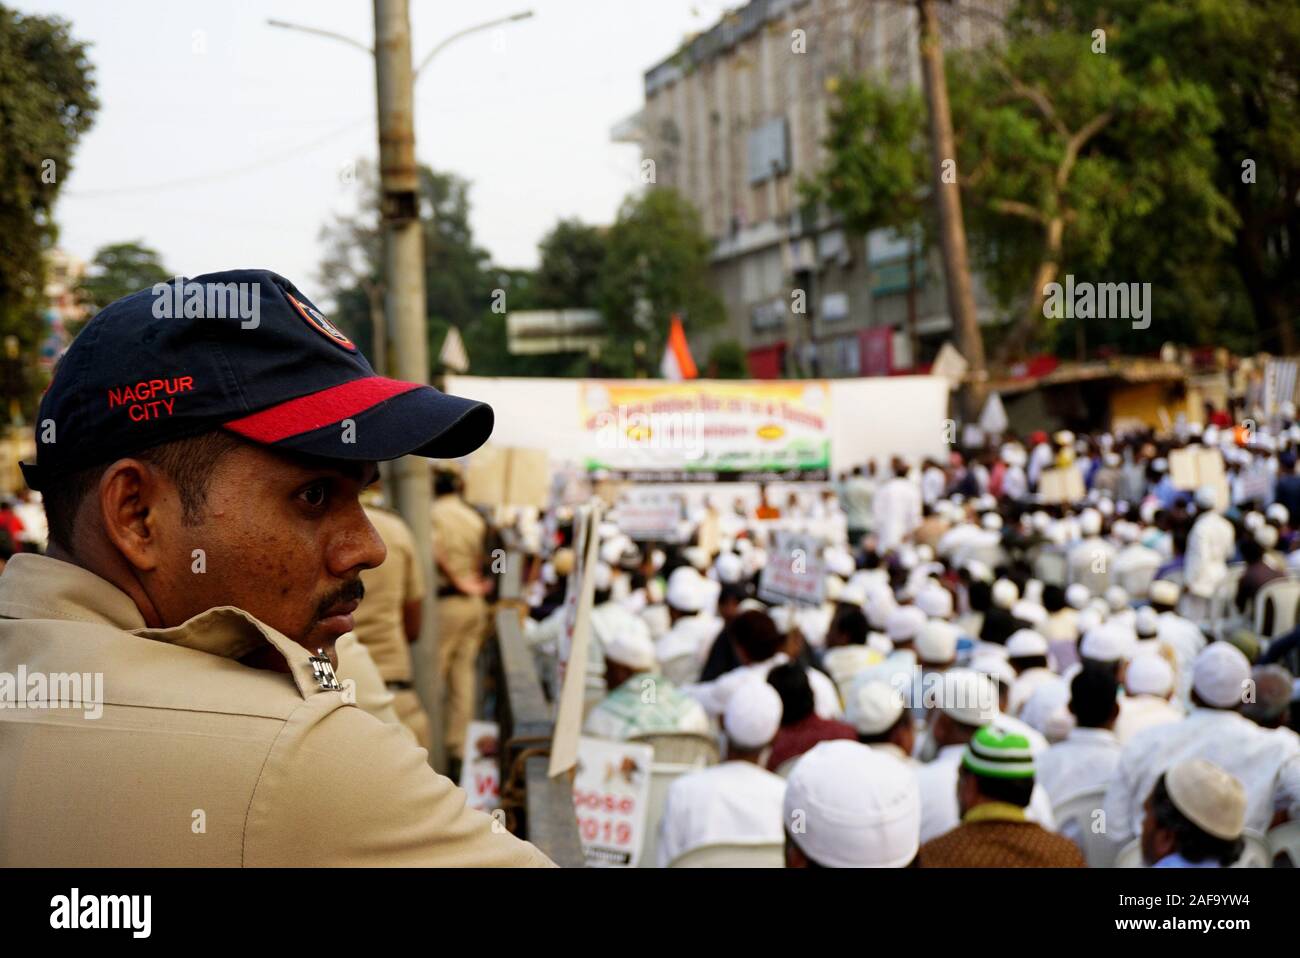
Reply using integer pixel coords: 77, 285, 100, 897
98, 458, 167, 572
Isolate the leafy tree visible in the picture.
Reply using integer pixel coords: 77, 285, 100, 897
77, 241, 170, 316
319, 160, 583, 378
534, 219, 607, 310
0, 5, 98, 405
597, 188, 724, 376
809, 0, 1245, 362
706, 339, 748, 379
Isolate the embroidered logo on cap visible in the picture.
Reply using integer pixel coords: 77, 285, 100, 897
286, 292, 356, 352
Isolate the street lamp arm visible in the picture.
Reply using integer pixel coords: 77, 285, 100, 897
266, 18, 373, 56
413, 10, 534, 80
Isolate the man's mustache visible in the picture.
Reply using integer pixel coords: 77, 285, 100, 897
314, 579, 365, 621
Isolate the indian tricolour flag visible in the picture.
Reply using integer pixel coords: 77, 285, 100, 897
659, 314, 698, 381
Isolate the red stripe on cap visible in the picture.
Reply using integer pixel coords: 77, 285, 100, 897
224, 376, 422, 444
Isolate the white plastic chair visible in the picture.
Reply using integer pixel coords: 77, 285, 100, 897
633, 734, 719, 869
1052, 786, 1114, 868
1116, 829, 1270, 868
668, 842, 785, 868
1266, 820, 1300, 867
1254, 577, 1300, 640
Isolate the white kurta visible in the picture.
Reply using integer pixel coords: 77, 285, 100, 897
656, 761, 787, 867
1183, 511, 1235, 600
1114, 694, 1184, 744
1103, 708, 1300, 847
1035, 727, 1122, 806
873, 478, 922, 552
915, 744, 1056, 843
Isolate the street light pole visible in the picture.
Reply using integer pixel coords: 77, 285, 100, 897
269, 6, 534, 775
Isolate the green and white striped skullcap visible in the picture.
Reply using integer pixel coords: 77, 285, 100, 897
961, 723, 1035, 779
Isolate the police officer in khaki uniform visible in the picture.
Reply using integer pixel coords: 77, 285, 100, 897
431, 462, 492, 774
352, 502, 432, 749
0, 269, 552, 866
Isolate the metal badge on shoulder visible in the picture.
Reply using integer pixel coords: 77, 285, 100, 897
309, 649, 343, 692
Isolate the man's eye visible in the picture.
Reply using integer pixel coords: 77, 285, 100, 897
300, 482, 329, 508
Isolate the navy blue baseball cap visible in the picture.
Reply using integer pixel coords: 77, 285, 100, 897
21, 268, 493, 490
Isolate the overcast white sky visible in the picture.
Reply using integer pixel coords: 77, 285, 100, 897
28, 0, 734, 297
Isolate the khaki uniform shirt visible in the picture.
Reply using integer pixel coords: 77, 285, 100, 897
432, 495, 486, 582
0, 554, 552, 867
353, 506, 424, 683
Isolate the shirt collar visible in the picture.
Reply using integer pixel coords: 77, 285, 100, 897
0, 553, 145, 630
963, 801, 1027, 825
0, 553, 327, 700
1068, 726, 1119, 746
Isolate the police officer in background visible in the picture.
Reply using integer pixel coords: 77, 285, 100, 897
353, 498, 433, 750
431, 461, 491, 779
0, 269, 552, 866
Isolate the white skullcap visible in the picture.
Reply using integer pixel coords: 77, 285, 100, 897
847, 680, 906, 735
1243, 511, 1265, 531
1081, 624, 1127, 663
885, 605, 927, 643
1031, 511, 1052, 532
1267, 503, 1290, 525
823, 548, 855, 579
541, 561, 557, 586
1152, 457, 1168, 473
666, 566, 708, 612
867, 632, 894, 656
965, 559, 993, 583
937, 668, 1000, 726
592, 561, 614, 591
1149, 579, 1180, 606
1097, 498, 1115, 518
824, 575, 844, 602
1065, 583, 1091, 610
1011, 600, 1048, 628
649, 549, 666, 572
1256, 524, 1279, 549
915, 581, 954, 619
839, 581, 868, 609
1165, 758, 1247, 842
683, 546, 711, 571
1076, 607, 1104, 636
1079, 510, 1102, 537
982, 512, 1003, 531
596, 520, 620, 540
1125, 653, 1174, 697
1195, 484, 1220, 511
1006, 629, 1048, 658
1192, 642, 1251, 709
604, 628, 656, 670
991, 578, 1019, 610
916, 619, 959, 665
896, 546, 919, 571
1104, 452, 1121, 467
713, 551, 744, 584
1054, 430, 1075, 445
737, 598, 767, 614
1020, 677, 1072, 738
968, 650, 1016, 690
1104, 585, 1129, 612
723, 679, 783, 749
1134, 605, 1160, 638
783, 741, 920, 868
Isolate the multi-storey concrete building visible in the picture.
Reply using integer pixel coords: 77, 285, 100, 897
615, 0, 1007, 378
